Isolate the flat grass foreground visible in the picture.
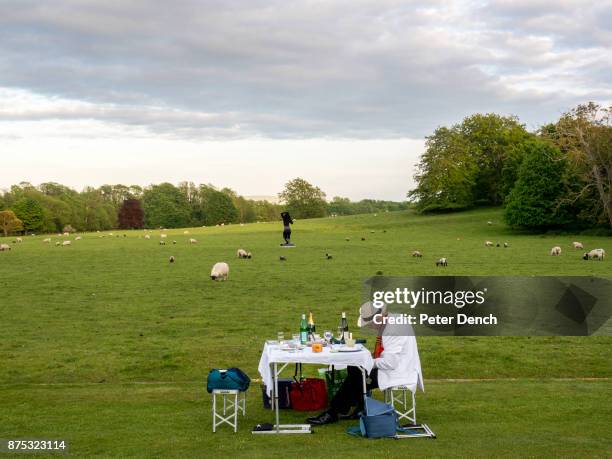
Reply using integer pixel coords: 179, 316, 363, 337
1, 208, 610, 457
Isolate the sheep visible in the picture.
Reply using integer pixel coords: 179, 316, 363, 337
109, 233, 114, 236
16, 237, 23, 243
43, 238, 51, 243
55, 242, 61, 246
279, 256, 287, 261
370, 230, 375, 234
64, 232, 70, 236
436, 257, 448, 267
361, 237, 366, 241
75, 236, 82, 241
159, 240, 166, 246
550, 246, 562, 256
326, 253, 333, 260
583, 249, 605, 261
345, 238, 350, 242
496, 242, 501, 247
0, 243, 10, 251
144, 234, 151, 240
210, 262, 229, 281
236, 249, 248, 259
160, 234, 167, 239
62, 240, 71, 246
412, 250, 423, 258
487, 221, 493, 225
169, 256, 175, 263
485, 241, 494, 247
246, 252, 252, 259
189, 238, 197, 244
504, 242, 509, 248
173, 240, 177, 245
183, 230, 190, 235
573, 241, 584, 250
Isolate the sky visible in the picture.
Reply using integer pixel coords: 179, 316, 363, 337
0, 0, 610, 201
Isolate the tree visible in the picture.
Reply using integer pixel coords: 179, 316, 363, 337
0, 210, 23, 237
278, 178, 327, 219
542, 103, 612, 228
12, 197, 44, 233
328, 197, 354, 215
142, 183, 191, 228
199, 186, 239, 225
504, 141, 570, 229
118, 199, 145, 229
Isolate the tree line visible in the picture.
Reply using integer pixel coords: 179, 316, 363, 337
0, 178, 406, 235
409, 102, 611, 230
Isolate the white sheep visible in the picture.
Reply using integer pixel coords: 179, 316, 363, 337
572, 241, 584, 249
55, 242, 61, 246
485, 241, 494, 247
412, 250, 423, 257
0, 243, 10, 251
160, 234, 167, 239
189, 238, 197, 244
236, 249, 248, 258
583, 249, 605, 261
210, 262, 229, 281
16, 237, 23, 243
62, 240, 72, 246
75, 236, 82, 241
159, 240, 166, 245
550, 246, 561, 256
183, 230, 190, 234
246, 252, 252, 259
436, 257, 448, 266
43, 238, 51, 243
63, 232, 70, 236
144, 234, 151, 240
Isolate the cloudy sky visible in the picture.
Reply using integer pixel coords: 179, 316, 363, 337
1, 0, 610, 200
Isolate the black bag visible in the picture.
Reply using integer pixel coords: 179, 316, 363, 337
262, 378, 293, 409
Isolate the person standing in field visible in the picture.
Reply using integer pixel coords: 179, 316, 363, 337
281, 211, 293, 245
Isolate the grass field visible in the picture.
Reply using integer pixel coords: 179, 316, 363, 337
0, 208, 610, 457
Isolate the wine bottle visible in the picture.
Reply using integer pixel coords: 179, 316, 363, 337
300, 313, 308, 345
307, 311, 316, 341
338, 312, 349, 343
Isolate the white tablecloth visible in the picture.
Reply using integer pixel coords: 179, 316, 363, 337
258, 343, 375, 396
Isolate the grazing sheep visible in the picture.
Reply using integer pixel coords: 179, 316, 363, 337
550, 246, 562, 256
183, 230, 190, 235
583, 249, 605, 261
210, 262, 229, 281
279, 256, 287, 261
246, 252, 252, 259
43, 238, 51, 243
189, 238, 197, 244
504, 242, 509, 248
237, 249, 248, 258
370, 230, 375, 234
159, 241, 166, 245
345, 238, 350, 242
169, 256, 175, 263
160, 234, 167, 239
0, 243, 10, 251
64, 232, 70, 236
361, 237, 366, 241
326, 253, 333, 260
485, 241, 494, 247
144, 234, 151, 240
573, 241, 584, 249
16, 237, 23, 243
109, 233, 114, 236
412, 250, 423, 258
173, 240, 177, 245
75, 236, 82, 241
62, 241, 71, 246
496, 242, 501, 247
487, 221, 493, 225
436, 258, 448, 267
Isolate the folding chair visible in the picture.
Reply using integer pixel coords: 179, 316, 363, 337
384, 385, 416, 425
212, 389, 247, 433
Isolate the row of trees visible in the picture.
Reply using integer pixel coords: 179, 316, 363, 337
0, 178, 406, 235
409, 103, 611, 230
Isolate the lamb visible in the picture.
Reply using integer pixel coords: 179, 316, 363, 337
210, 262, 229, 281
75, 236, 82, 241
279, 256, 287, 261
62, 240, 71, 246
0, 243, 10, 251
160, 234, 167, 239
485, 241, 494, 247
246, 252, 252, 259
412, 250, 423, 257
436, 257, 448, 267
573, 242, 584, 249
159, 240, 166, 245
144, 234, 151, 240
189, 238, 197, 244
504, 242, 509, 248
169, 256, 175, 263
236, 249, 248, 258
550, 246, 562, 256
326, 253, 333, 260
43, 238, 51, 243
16, 237, 23, 243
583, 249, 605, 261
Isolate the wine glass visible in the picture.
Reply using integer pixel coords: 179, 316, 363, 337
324, 330, 333, 343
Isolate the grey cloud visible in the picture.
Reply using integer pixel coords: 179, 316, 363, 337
0, 0, 609, 139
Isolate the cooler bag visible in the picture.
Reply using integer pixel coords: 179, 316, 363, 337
290, 378, 328, 411
348, 397, 398, 438
206, 368, 251, 393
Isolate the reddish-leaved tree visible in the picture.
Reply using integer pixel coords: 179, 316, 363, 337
118, 199, 145, 229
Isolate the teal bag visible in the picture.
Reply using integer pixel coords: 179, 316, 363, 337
206, 368, 250, 393
347, 397, 398, 439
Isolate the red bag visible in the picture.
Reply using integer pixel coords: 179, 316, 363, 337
290, 378, 328, 411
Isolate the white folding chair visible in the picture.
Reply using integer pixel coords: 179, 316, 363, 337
384, 385, 416, 425
212, 389, 246, 433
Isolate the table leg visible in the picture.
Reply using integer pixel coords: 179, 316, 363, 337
274, 362, 280, 433
359, 367, 368, 414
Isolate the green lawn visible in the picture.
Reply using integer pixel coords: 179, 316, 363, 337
0, 208, 610, 457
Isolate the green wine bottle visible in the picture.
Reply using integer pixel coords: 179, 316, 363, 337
300, 313, 308, 345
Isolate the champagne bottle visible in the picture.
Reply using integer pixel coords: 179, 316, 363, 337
338, 312, 349, 343
300, 313, 308, 345
307, 311, 316, 341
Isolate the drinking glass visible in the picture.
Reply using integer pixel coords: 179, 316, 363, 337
277, 331, 285, 343
324, 330, 333, 343
292, 334, 300, 345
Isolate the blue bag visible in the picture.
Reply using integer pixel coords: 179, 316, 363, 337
347, 397, 398, 439
207, 368, 250, 393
